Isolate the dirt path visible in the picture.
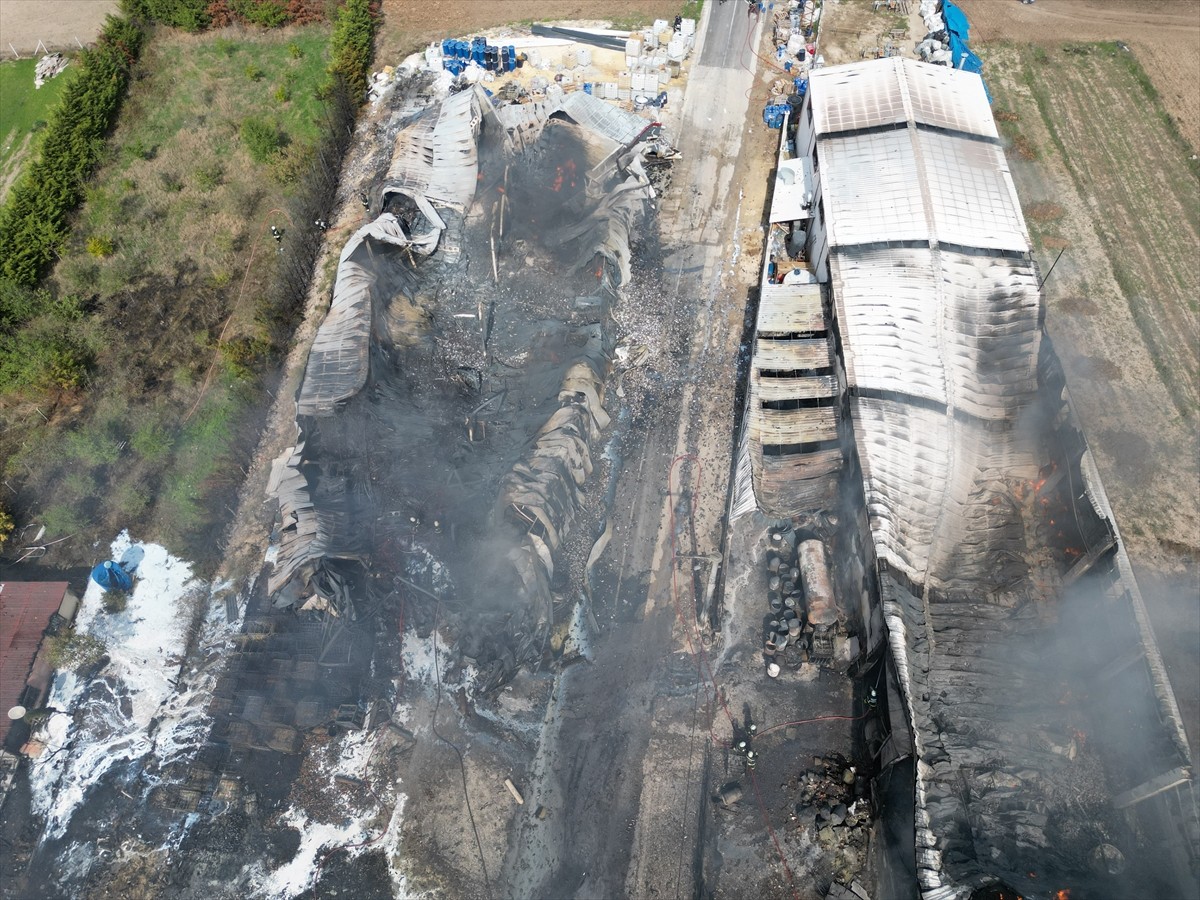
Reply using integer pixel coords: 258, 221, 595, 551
497, 5, 780, 895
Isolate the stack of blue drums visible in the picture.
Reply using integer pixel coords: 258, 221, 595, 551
442, 37, 521, 75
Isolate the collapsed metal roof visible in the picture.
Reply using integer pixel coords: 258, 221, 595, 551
297, 213, 442, 418
808, 58, 1195, 898
814, 58, 1042, 596
271, 80, 661, 659
382, 84, 490, 211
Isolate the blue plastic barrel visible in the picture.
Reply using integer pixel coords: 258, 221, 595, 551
583, 82, 593, 94
90, 560, 133, 592
508, 45, 517, 71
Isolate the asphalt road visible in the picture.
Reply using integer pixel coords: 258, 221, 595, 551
700, 0, 760, 71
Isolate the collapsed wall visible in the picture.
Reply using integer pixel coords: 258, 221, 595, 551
267, 81, 661, 690
799, 58, 1196, 898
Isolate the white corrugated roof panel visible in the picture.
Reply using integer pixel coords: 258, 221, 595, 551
920, 130, 1029, 251
903, 59, 998, 138
559, 89, 655, 147
810, 57, 997, 139
809, 58, 908, 135
831, 248, 947, 405
819, 127, 1029, 253
822, 129, 929, 246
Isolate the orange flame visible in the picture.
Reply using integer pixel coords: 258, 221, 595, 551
1055, 891, 1071, 900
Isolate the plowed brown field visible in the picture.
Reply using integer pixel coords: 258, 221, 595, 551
0, 0, 119, 55
958, 0, 1200, 150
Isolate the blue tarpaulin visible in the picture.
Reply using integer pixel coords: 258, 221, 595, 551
90, 560, 133, 592
942, 0, 969, 42
943, 1, 984, 75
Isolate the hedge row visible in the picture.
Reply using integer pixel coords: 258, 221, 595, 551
0, 16, 144, 287
120, 0, 326, 31
328, 0, 378, 102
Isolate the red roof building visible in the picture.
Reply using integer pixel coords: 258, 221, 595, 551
0, 581, 75, 746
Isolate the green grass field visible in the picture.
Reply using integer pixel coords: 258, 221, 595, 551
0, 58, 76, 202
1, 23, 334, 563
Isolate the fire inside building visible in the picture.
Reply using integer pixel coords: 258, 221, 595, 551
731, 56, 1196, 898
246, 54, 1197, 899
5, 13, 1195, 899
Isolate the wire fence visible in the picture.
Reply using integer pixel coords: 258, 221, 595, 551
4, 35, 92, 60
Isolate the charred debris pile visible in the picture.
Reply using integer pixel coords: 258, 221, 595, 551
252, 80, 675, 728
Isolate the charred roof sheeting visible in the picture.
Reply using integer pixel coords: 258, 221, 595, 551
545, 167, 646, 287
831, 247, 1042, 419
297, 214, 438, 417
269, 79, 661, 691
494, 91, 655, 154
499, 346, 611, 626
382, 85, 488, 211
266, 443, 364, 599
810, 58, 1196, 897
850, 398, 948, 582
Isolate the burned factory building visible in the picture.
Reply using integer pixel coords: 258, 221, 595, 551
267, 81, 666, 709
7, 7, 1197, 899
731, 56, 1197, 898
253, 55, 1197, 899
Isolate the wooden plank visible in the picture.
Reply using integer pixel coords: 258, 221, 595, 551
749, 406, 839, 443
754, 338, 833, 372
753, 375, 838, 402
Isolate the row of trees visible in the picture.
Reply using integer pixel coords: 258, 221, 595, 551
121, 0, 327, 31
0, 15, 144, 287
328, 0, 378, 100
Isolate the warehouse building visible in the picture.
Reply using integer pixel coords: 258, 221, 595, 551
784, 57, 1197, 899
